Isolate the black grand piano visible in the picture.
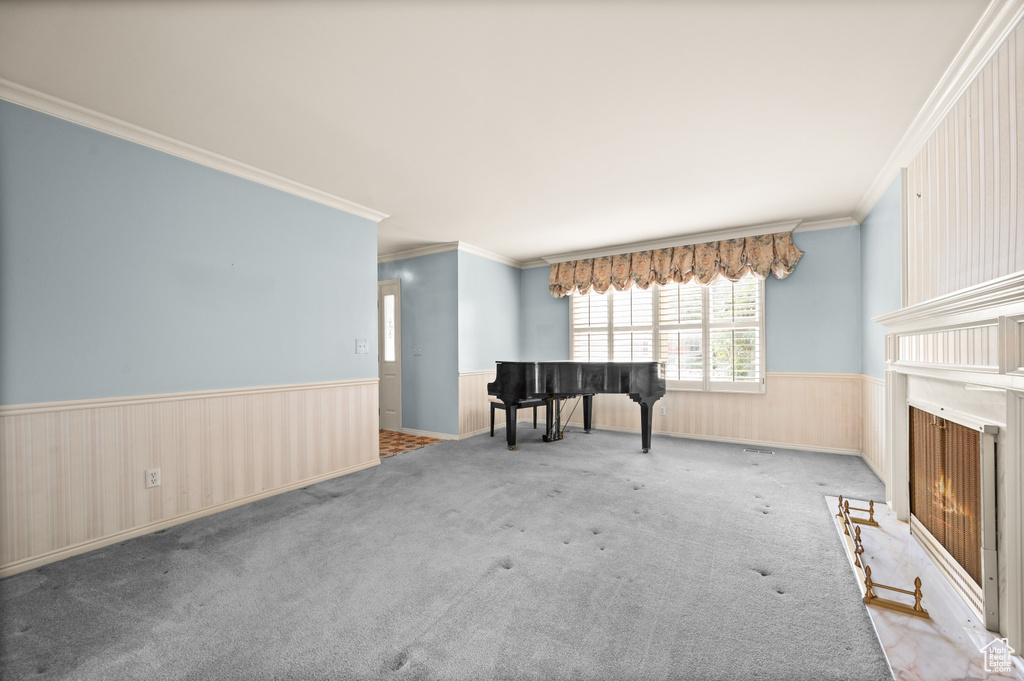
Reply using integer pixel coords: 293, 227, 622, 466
487, 361, 666, 452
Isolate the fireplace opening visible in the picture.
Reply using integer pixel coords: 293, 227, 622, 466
909, 406, 981, 585
908, 405, 998, 629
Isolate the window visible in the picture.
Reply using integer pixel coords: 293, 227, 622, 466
383, 294, 396, 362
570, 273, 765, 392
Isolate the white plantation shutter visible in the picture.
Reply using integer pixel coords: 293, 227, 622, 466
570, 272, 765, 393
707, 276, 762, 389
611, 287, 653, 361
657, 282, 703, 388
571, 287, 654, 362
572, 292, 609, 361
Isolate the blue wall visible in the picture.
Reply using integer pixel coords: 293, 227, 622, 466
381, 227, 877, 433
379, 253, 568, 435
458, 251, 521, 371
860, 176, 903, 378
378, 252, 459, 434
520, 266, 570, 361
0, 101, 378, 405
765, 226, 862, 373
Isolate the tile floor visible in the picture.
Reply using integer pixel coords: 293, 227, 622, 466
378, 430, 443, 459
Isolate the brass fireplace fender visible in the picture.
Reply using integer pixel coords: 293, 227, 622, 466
836, 496, 930, 620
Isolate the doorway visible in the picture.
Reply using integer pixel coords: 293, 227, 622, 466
378, 279, 402, 432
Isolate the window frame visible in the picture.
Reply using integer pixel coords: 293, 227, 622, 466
569, 276, 767, 394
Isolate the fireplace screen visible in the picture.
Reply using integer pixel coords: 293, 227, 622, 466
908, 406, 982, 586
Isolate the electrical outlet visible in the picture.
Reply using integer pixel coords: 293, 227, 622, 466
355, 339, 368, 354
146, 468, 161, 488
659, 405, 667, 416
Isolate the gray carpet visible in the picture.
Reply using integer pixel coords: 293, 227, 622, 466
1, 430, 891, 681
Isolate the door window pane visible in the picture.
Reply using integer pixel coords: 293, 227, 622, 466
384, 294, 396, 362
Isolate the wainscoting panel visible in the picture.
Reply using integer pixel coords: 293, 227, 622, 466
459, 371, 497, 436
459, 370, 552, 437
906, 21, 1023, 306
862, 375, 887, 482
565, 373, 863, 454
897, 323, 1000, 370
0, 379, 379, 576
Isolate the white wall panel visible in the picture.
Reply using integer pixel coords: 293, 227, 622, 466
0, 380, 379, 576
907, 22, 1024, 305
862, 376, 887, 482
565, 373, 863, 454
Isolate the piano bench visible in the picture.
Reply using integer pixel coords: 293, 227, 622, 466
490, 399, 546, 437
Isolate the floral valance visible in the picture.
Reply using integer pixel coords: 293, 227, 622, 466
548, 232, 804, 298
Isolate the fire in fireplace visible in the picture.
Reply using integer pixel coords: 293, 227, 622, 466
908, 405, 998, 629
909, 406, 981, 586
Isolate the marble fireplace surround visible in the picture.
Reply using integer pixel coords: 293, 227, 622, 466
876, 270, 1024, 651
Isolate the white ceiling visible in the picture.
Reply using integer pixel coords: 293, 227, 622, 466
0, 1, 990, 263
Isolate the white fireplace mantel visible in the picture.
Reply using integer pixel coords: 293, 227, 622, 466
875, 269, 1024, 650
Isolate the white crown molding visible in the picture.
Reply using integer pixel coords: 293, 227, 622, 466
853, 0, 1024, 221
456, 242, 525, 269
793, 217, 859, 233
541, 219, 801, 264
378, 217, 858, 270
0, 78, 389, 223
465, 218, 856, 269
874, 269, 1024, 333
378, 241, 527, 268
377, 241, 461, 263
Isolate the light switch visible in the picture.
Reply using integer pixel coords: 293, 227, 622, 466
355, 339, 368, 354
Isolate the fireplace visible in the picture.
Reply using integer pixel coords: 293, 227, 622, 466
908, 405, 998, 627
875, 270, 1024, 650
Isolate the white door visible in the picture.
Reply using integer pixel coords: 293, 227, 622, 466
378, 279, 402, 432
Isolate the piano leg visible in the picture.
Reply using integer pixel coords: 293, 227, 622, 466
639, 400, 654, 453
505, 404, 518, 451
583, 394, 593, 433
542, 396, 562, 442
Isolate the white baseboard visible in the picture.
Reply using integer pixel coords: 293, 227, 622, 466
401, 428, 460, 440
459, 416, 547, 440
858, 449, 887, 484
575, 423, 864, 457
406, 412, 541, 441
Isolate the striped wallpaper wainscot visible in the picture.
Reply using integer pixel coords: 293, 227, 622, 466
0, 379, 379, 577
862, 375, 887, 483
458, 371, 540, 437
565, 373, 864, 455
459, 371, 498, 436
461, 371, 884, 479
